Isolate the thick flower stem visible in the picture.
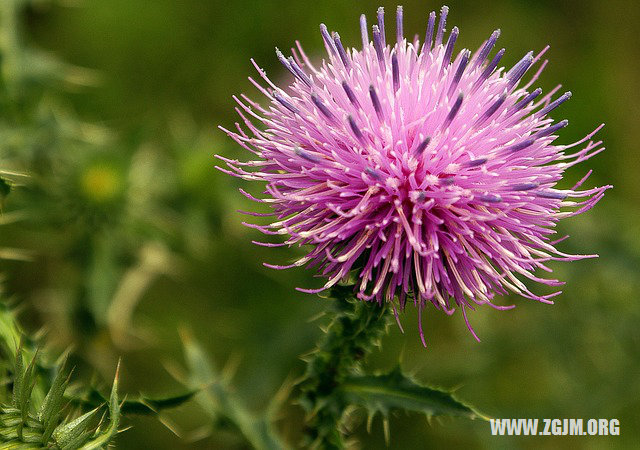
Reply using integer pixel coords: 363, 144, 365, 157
299, 285, 391, 449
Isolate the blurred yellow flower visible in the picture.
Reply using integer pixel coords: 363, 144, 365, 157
80, 164, 121, 203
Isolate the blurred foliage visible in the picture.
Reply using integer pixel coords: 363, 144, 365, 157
173, 329, 288, 450
0, 0, 638, 448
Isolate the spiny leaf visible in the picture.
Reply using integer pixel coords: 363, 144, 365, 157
119, 390, 197, 415
340, 366, 488, 422
66, 387, 197, 416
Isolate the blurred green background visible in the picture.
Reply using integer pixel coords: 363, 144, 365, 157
1, 0, 639, 448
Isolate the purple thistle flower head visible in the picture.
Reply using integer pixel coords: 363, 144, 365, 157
218, 5, 611, 344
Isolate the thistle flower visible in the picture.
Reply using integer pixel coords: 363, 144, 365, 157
218, 5, 610, 343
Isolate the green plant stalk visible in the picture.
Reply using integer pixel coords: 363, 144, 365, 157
181, 331, 287, 450
206, 379, 284, 450
298, 285, 391, 449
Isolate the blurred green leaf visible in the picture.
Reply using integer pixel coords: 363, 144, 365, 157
0, 304, 23, 360
181, 331, 288, 450
0, 176, 10, 200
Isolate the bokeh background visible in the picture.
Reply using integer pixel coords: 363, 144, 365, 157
1, 0, 639, 448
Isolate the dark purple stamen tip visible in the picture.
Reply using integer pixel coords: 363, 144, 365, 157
332, 32, 351, 69
294, 147, 321, 163
348, 115, 366, 143
277, 48, 309, 85
372, 25, 386, 68
377, 6, 386, 47
441, 26, 459, 72
448, 49, 470, 97
536, 119, 569, 138
507, 51, 534, 88
536, 190, 568, 200
415, 137, 431, 154
473, 29, 500, 69
365, 167, 382, 180
478, 193, 502, 203
424, 11, 436, 51
508, 88, 542, 116
396, 6, 404, 43
474, 48, 505, 91
465, 157, 488, 167
287, 56, 312, 87
392, 52, 400, 92
342, 81, 360, 107
273, 91, 299, 114
506, 138, 535, 152
435, 5, 449, 47
416, 190, 428, 202
445, 93, 464, 126
320, 24, 338, 57
476, 92, 507, 126
537, 91, 572, 117
360, 14, 369, 48
369, 85, 384, 120
511, 182, 539, 191
440, 176, 455, 186
311, 94, 336, 122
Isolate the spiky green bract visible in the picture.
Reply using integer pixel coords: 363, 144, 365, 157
0, 346, 120, 448
38, 356, 70, 443
0, 304, 121, 449
298, 285, 391, 449
178, 330, 288, 450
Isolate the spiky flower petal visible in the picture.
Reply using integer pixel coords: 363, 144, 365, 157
218, 5, 611, 343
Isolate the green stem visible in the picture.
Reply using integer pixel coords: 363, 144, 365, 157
299, 285, 391, 449
181, 330, 288, 450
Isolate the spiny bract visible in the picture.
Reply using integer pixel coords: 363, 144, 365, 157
218, 5, 610, 344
